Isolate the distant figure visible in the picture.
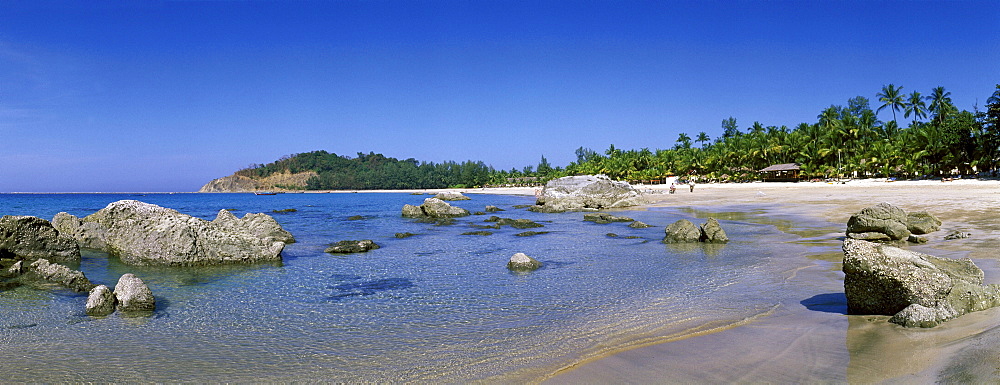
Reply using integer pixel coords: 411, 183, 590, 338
689, 180, 695, 192
669, 183, 676, 194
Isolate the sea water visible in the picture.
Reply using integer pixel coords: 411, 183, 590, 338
0, 193, 813, 382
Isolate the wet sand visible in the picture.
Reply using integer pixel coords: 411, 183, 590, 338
543, 179, 1000, 383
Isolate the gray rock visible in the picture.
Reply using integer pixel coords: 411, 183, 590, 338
401, 198, 471, 218
944, 230, 972, 240
628, 221, 653, 229
515, 231, 549, 237
114, 273, 155, 312
85, 285, 117, 316
52, 212, 108, 249
507, 252, 542, 271
663, 219, 701, 243
485, 206, 504, 212
842, 238, 1000, 327
531, 175, 644, 213
846, 202, 910, 241
394, 232, 417, 239
461, 231, 493, 236
25, 259, 95, 292
325, 240, 380, 253
583, 213, 634, 224
907, 211, 942, 235
908, 234, 928, 244
0, 215, 81, 263
847, 232, 893, 241
699, 218, 729, 243
58, 200, 289, 266
434, 191, 471, 201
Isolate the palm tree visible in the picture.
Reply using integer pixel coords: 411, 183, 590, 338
926, 86, 954, 124
675, 133, 692, 149
904, 91, 927, 125
876, 84, 906, 124
695, 132, 711, 148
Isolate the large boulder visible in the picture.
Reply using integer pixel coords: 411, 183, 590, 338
700, 218, 730, 243
842, 238, 1000, 327
55, 200, 291, 266
114, 273, 155, 312
85, 285, 117, 316
907, 211, 942, 235
52, 212, 109, 249
401, 198, 470, 218
24, 258, 96, 292
0, 215, 81, 263
663, 219, 702, 243
507, 253, 542, 271
531, 175, 644, 213
434, 191, 471, 201
846, 203, 910, 241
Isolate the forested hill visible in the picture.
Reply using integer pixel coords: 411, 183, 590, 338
199, 151, 497, 191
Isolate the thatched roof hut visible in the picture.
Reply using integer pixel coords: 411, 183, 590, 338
760, 163, 802, 182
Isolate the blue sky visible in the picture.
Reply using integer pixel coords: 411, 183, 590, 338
2, 0, 998, 192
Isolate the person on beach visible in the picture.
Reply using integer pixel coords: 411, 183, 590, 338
689, 180, 695, 192
669, 183, 676, 194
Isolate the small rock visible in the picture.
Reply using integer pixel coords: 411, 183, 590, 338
507, 253, 541, 271
485, 206, 504, 212
26, 259, 95, 292
699, 218, 729, 243
271, 208, 297, 214
846, 202, 910, 241
944, 231, 972, 240
461, 231, 493, 236
907, 211, 942, 235
434, 191, 471, 201
907, 234, 928, 244
629, 221, 653, 229
515, 231, 549, 237
347, 215, 365, 220
606, 233, 619, 238
394, 232, 417, 239
663, 219, 701, 243
325, 240, 381, 253
847, 232, 893, 241
85, 285, 117, 316
583, 212, 634, 224
115, 273, 155, 312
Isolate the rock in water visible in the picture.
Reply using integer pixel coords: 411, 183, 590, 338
846, 202, 910, 241
485, 206, 504, 212
531, 175, 644, 213
115, 273, 155, 312
0, 215, 81, 263
25, 259, 95, 292
401, 198, 471, 218
507, 253, 542, 271
842, 238, 1000, 327
663, 219, 701, 243
53, 200, 291, 266
86, 285, 117, 316
906, 211, 942, 235
629, 221, 653, 229
434, 191, 471, 201
583, 213, 634, 224
325, 240, 380, 253
52, 212, 108, 250
700, 218, 729, 243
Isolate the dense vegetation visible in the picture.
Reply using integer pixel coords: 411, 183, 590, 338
237, 84, 1000, 188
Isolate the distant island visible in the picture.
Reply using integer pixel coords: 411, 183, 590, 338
201, 84, 1000, 192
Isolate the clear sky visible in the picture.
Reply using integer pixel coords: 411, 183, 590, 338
2, 0, 998, 192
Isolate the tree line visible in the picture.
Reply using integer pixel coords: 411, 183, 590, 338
237, 84, 1000, 188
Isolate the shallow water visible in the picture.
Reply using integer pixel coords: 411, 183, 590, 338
1, 193, 814, 382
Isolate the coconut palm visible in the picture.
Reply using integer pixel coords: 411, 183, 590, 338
695, 132, 711, 148
904, 91, 927, 125
926, 86, 954, 124
876, 84, 906, 124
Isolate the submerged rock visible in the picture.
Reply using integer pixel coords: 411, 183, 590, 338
0, 215, 81, 263
114, 273, 155, 313
461, 231, 493, 236
907, 211, 942, 235
846, 202, 910, 241
485, 206, 504, 212
531, 175, 644, 213
53, 201, 292, 266
944, 231, 972, 240
515, 231, 549, 237
402, 198, 471, 218
394, 232, 417, 239
842, 238, 1000, 327
628, 221, 653, 229
325, 240, 380, 253
507, 253, 542, 271
24, 258, 96, 293
86, 285, 117, 316
583, 212, 634, 224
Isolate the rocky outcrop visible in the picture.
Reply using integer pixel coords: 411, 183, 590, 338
907, 211, 942, 235
24, 258, 96, 292
401, 198, 471, 218
434, 192, 471, 201
846, 203, 911, 241
583, 213, 634, 224
325, 240, 380, 253
507, 253, 542, 271
530, 175, 644, 213
115, 273, 155, 312
199, 170, 318, 192
842, 238, 1000, 327
699, 218, 730, 243
52, 212, 108, 249
483, 216, 543, 229
86, 285, 117, 316
0, 215, 80, 263
663, 219, 702, 243
54, 200, 292, 266
664, 218, 729, 244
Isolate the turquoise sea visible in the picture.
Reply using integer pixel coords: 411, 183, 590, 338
0, 192, 828, 382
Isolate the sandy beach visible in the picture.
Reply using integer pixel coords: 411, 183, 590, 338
536, 179, 1000, 383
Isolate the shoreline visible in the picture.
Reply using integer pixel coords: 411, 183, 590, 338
543, 178, 1000, 383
